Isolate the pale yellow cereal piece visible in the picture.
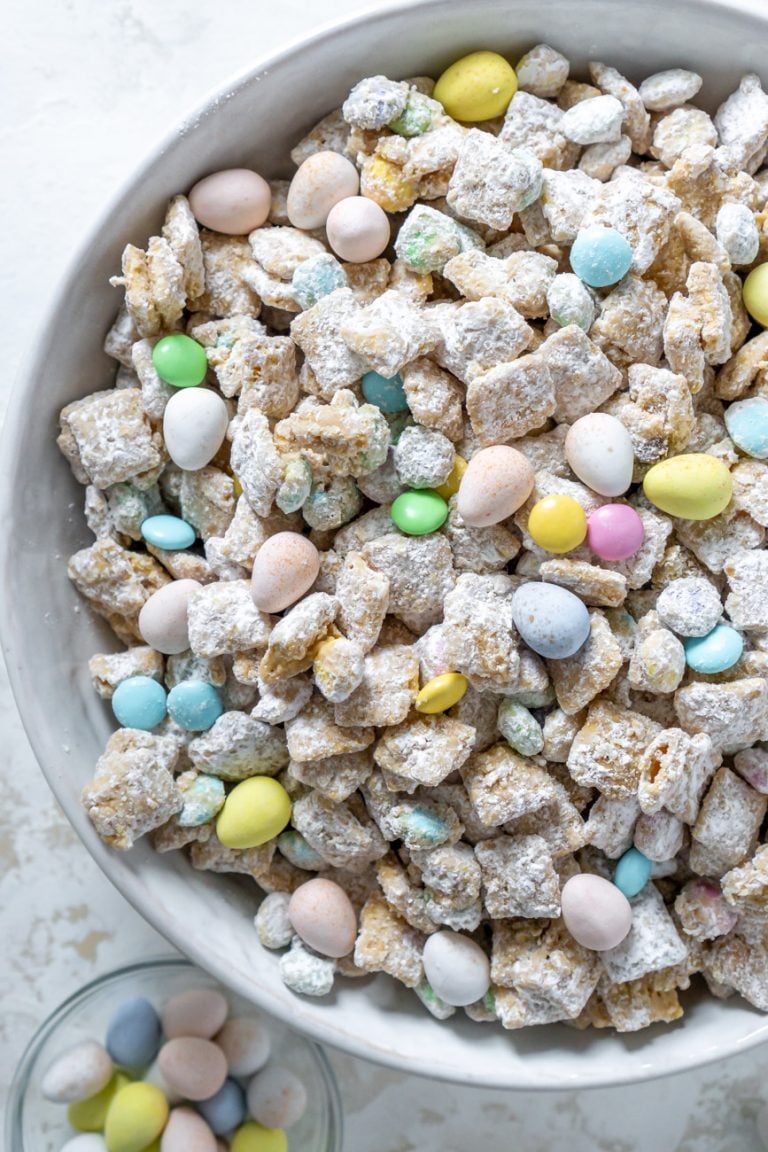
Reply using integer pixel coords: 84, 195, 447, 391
731, 461, 768, 527
388, 257, 433, 305
82, 729, 182, 850
567, 699, 662, 799
313, 635, 365, 702
675, 677, 768, 752
598, 974, 684, 1032
334, 645, 420, 728
375, 713, 475, 791
344, 258, 391, 305
285, 695, 374, 762
288, 750, 373, 804
162, 194, 205, 298
665, 144, 759, 230
59, 388, 166, 491
500, 91, 580, 170
502, 918, 601, 1019
579, 135, 632, 181
274, 390, 390, 480
333, 551, 389, 654
692, 766, 767, 869
540, 169, 601, 244
558, 81, 602, 110
362, 533, 455, 633
542, 708, 582, 764
340, 290, 437, 378
189, 832, 279, 885
147, 544, 214, 585
461, 743, 557, 827
192, 315, 299, 418
400, 358, 465, 443
190, 230, 261, 319
360, 152, 419, 213
442, 573, 520, 694
476, 834, 561, 918
353, 892, 425, 987
443, 248, 558, 319
547, 611, 624, 715
104, 305, 139, 367
179, 467, 236, 540
589, 61, 652, 153
628, 622, 686, 695
88, 647, 164, 699
638, 728, 721, 823
540, 559, 627, 607
676, 509, 764, 576
110, 237, 186, 338
466, 348, 555, 444
590, 274, 667, 369
716, 330, 768, 399
605, 363, 693, 465
248, 225, 326, 279
290, 107, 350, 166
242, 260, 300, 312
187, 579, 272, 660
430, 297, 533, 385
539, 324, 623, 423
259, 593, 337, 682
68, 537, 170, 639
651, 106, 717, 168
375, 852, 437, 935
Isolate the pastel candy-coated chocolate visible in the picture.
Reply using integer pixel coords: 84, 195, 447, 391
152, 334, 208, 389
561, 873, 633, 951
178, 773, 226, 827
138, 579, 201, 656
61, 1138, 109, 1152
111, 676, 167, 730
246, 1066, 307, 1129
613, 848, 652, 899
68, 1073, 130, 1132
433, 50, 517, 121
104, 1082, 169, 1152
325, 196, 390, 263
361, 370, 409, 413
230, 1123, 287, 1152
415, 671, 468, 714
216, 776, 292, 849
564, 413, 634, 496
570, 225, 633, 287
642, 453, 733, 520
162, 388, 229, 472
41, 1040, 113, 1103
196, 1077, 248, 1135
435, 454, 467, 501
742, 261, 768, 328
684, 624, 744, 673
141, 514, 196, 551
167, 680, 223, 732
157, 1037, 227, 1102
189, 169, 271, 234
456, 445, 534, 527
286, 150, 359, 230
291, 253, 347, 310
587, 504, 645, 561
527, 494, 587, 553
162, 987, 229, 1040
288, 877, 357, 958
390, 489, 448, 535
250, 532, 320, 613
511, 582, 590, 659
105, 996, 162, 1067
724, 396, 768, 458
160, 1106, 218, 1152
422, 930, 491, 1007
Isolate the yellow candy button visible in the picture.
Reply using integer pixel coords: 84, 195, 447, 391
415, 672, 469, 714
527, 494, 587, 553
435, 455, 468, 501
642, 453, 733, 520
743, 262, 768, 327
433, 51, 518, 122
104, 1082, 168, 1152
231, 1120, 288, 1152
68, 1073, 130, 1133
217, 776, 292, 849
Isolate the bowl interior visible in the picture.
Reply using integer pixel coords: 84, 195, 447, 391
4, 0, 768, 1090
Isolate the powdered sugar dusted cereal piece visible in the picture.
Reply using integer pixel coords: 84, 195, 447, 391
724, 549, 768, 630
68, 538, 170, 641
259, 593, 337, 683
362, 533, 455, 633
291, 791, 386, 869
547, 273, 595, 331
312, 636, 365, 702
475, 835, 561, 918
291, 108, 349, 167
340, 290, 437, 378
302, 477, 362, 531
638, 728, 720, 824
59, 389, 166, 491
431, 297, 533, 385
89, 648, 164, 699
442, 498, 520, 576
539, 325, 622, 424
606, 364, 693, 465
394, 204, 483, 275
580, 172, 680, 273
585, 795, 639, 859
639, 70, 702, 112
600, 883, 687, 984
343, 75, 409, 129
82, 729, 182, 850
279, 936, 336, 997
288, 750, 372, 804
675, 878, 738, 941
187, 580, 272, 659
375, 853, 437, 935
542, 708, 582, 764
540, 560, 626, 608
568, 699, 662, 798
730, 461, 768, 528
692, 766, 767, 869
634, 809, 684, 861
502, 918, 602, 1019
354, 891, 425, 987
467, 347, 554, 444
110, 236, 186, 337
187, 711, 287, 780
548, 610, 624, 714
255, 891, 293, 948
715, 331, 768, 400
561, 95, 624, 145
393, 425, 455, 489
374, 713, 474, 791
590, 274, 667, 370
289, 289, 365, 394
461, 743, 556, 827
500, 91, 580, 170
588, 61, 651, 153
578, 134, 632, 182
446, 132, 542, 230
274, 392, 390, 480
715, 74, 768, 173
400, 358, 465, 442
334, 645, 419, 728
733, 747, 768, 794
515, 44, 569, 98
675, 677, 768, 752
627, 622, 686, 695
715, 202, 759, 265
441, 573, 520, 693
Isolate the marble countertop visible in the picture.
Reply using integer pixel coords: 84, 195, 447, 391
3, 2, 768, 1148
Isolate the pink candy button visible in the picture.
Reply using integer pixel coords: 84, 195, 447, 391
587, 504, 644, 561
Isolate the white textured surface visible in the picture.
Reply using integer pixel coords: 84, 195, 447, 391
2, 1, 768, 1147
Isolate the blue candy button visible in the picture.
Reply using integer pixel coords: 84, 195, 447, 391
684, 624, 744, 674
613, 847, 652, 899
724, 396, 768, 460
362, 370, 409, 413
167, 680, 223, 731
570, 225, 633, 288
140, 514, 196, 551
111, 676, 167, 730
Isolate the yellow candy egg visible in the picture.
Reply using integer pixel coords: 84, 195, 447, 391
435, 455, 468, 501
527, 495, 587, 553
642, 454, 733, 520
433, 51, 518, 122
415, 672, 469, 714
104, 1082, 168, 1152
230, 1121, 287, 1152
216, 776, 292, 849
68, 1072, 130, 1132
743, 262, 768, 327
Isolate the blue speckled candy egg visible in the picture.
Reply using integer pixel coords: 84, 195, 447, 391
140, 515, 196, 551
105, 997, 162, 1069
511, 582, 590, 659
196, 1077, 247, 1135
684, 624, 744, 674
570, 225, 633, 288
361, 370, 409, 413
111, 676, 167, 730
613, 847, 652, 899
724, 396, 768, 459
178, 773, 226, 827
167, 681, 223, 731
277, 829, 327, 871
291, 253, 348, 309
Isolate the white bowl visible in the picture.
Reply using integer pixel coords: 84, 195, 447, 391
4, 0, 768, 1091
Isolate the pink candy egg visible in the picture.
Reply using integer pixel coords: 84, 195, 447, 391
250, 532, 320, 613
161, 988, 229, 1040
287, 150, 360, 230
246, 1065, 308, 1129
138, 579, 202, 655
325, 196, 390, 262
157, 1038, 228, 1102
457, 445, 535, 527
189, 169, 271, 234
215, 1017, 271, 1077
161, 1106, 218, 1152
288, 877, 357, 958
561, 873, 633, 951
587, 504, 644, 561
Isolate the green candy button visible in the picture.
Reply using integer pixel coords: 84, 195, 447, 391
151, 333, 208, 388
391, 490, 448, 535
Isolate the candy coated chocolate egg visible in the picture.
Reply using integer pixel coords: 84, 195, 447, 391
511, 582, 590, 659
742, 261, 768, 327
61, 1138, 108, 1152
422, 930, 490, 1007
361, 370, 408, 413
286, 151, 359, 230
139, 579, 201, 656
104, 1082, 168, 1152
561, 873, 633, 951
162, 987, 229, 1040
457, 445, 534, 527
230, 1122, 287, 1152
68, 1073, 130, 1133
250, 532, 320, 612
587, 504, 645, 561
288, 877, 357, 958
564, 413, 634, 496
527, 494, 587, 553
684, 624, 744, 673
41, 1040, 113, 1103
390, 489, 448, 535
106, 996, 162, 1067
189, 169, 271, 234
111, 676, 167, 730
643, 453, 732, 520
217, 776, 292, 849
157, 1037, 227, 1102
724, 396, 768, 458
215, 1018, 271, 1077
433, 51, 517, 121
152, 334, 208, 389
196, 1077, 248, 1135
415, 671, 468, 714
325, 196, 390, 262
141, 514, 196, 551
167, 680, 223, 732
435, 454, 468, 500
163, 388, 229, 472
160, 1107, 218, 1152
246, 1066, 307, 1129
613, 848, 652, 899
570, 225, 632, 287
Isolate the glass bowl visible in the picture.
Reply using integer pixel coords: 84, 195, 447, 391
5, 956, 343, 1152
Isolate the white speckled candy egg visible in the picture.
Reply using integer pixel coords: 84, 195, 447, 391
61, 1137, 108, 1152
41, 1040, 113, 1103
422, 930, 490, 1007
561, 873, 633, 951
287, 151, 360, 230
564, 413, 634, 496
457, 445, 535, 527
162, 987, 229, 1040
288, 877, 357, 958
325, 196, 391, 262
215, 1017, 271, 1077
161, 1106, 218, 1152
511, 582, 590, 659
138, 579, 201, 655
163, 388, 229, 472
246, 1065, 308, 1129
188, 169, 271, 235
250, 532, 320, 613
157, 1038, 228, 1101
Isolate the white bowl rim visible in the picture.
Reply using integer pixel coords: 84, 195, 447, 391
4, 0, 768, 1090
